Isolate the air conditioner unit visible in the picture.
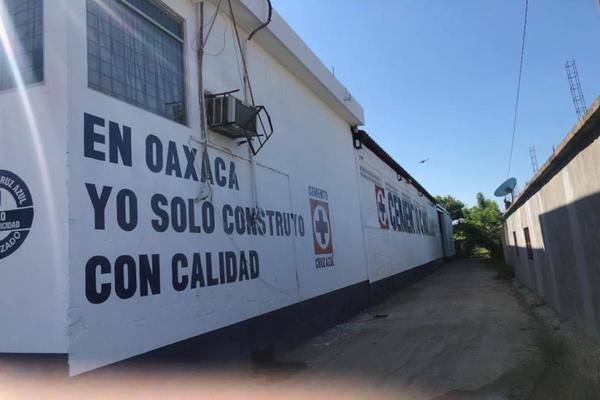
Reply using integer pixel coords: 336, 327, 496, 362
206, 92, 258, 139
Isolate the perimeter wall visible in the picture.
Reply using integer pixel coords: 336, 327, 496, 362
503, 99, 600, 337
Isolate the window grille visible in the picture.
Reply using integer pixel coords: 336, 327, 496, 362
87, 0, 186, 123
0, 0, 44, 92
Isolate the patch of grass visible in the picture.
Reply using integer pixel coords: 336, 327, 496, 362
471, 247, 491, 259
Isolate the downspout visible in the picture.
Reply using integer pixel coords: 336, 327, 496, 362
193, 1, 212, 202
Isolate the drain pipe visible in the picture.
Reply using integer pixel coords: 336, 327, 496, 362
193, 1, 212, 202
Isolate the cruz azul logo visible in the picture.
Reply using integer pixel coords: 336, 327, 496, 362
308, 186, 334, 268
375, 185, 389, 229
0, 170, 34, 260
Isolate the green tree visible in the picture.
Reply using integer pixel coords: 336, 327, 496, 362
456, 193, 504, 258
439, 193, 504, 259
435, 195, 465, 221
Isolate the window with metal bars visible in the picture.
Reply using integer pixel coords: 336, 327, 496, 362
0, 0, 44, 92
523, 227, 533, 260
86, 0, 186, 124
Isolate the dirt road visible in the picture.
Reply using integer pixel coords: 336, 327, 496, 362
0, 259, 546, 399
270, 259, 545, 399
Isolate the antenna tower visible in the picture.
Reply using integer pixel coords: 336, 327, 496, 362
529, 146, 538, 174
565, 60, 587, 120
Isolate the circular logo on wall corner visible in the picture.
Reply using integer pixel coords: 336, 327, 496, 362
0, 170, 34, 260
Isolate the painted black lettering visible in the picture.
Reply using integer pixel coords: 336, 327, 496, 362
275, 212, 283, 236
225, 251, 237, 283
183, 146, 199, 181
84, 113, 105, 161
202, 202, 215, 234
250, 250, 259, 279
266, 210, 275, 235
85, 255, 111, 304
188, 199, 201, 233
239, 251, 250, 281
172, 253, 188, 292
86, 184, 112, 230
234, 206, 245, 235
109, 121, 132, 166
146, 135, 163, 173
151, 194, 169, 232
116, 189, 138, 231
165, 141, 182, 178
222, 205, 234, 234
114, 255, 137, 299
228, 162, 239, 190
191, 253, 206, 288
139, 254, 160, 296
171, 196, 186, 233
215, 157, 226, 187
201, 149, 213, 183
219, 252, 226, 283
206, 252, 218, 286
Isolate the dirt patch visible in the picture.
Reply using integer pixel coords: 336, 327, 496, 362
514, 284, 600, 400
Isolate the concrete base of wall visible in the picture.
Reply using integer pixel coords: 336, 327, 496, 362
131, 257, 446, 367
370, 258, 445, 304
0, 258, 446, 373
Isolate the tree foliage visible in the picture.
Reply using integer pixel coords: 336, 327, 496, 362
435, 195, 465, 221
438, 193, 504, 259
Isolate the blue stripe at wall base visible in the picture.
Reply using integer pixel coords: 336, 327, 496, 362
127, 279, 372, 367
369, 258, 445, 304
126, 258, 446, 368
0, 258, 446, 374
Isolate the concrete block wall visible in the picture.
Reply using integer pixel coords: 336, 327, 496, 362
503, 99, 600, 337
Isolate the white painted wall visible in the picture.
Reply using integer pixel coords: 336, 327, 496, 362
438, 208, 455, 258
62, 0, 368, 374
355, 146, 444, 283
1, 0, 448, 374
0, 1, 69, 353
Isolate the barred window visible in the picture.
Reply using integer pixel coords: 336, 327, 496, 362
0, 0, 44, 92
523, 227, 533, 260
87, 0, 186, 124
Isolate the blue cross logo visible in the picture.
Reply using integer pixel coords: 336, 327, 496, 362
377, 193, 386, 222
315, 208, 329, 246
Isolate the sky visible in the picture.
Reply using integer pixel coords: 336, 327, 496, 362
270, 0, 600, 206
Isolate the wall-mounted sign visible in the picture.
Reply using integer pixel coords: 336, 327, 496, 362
0, 170, 34, 260
309, 186, 334, 268
375, 185, 389, 230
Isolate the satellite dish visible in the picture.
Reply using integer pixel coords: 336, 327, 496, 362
494, 177, 517, 198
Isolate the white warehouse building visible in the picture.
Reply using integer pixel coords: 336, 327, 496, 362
0, 0, 454, 374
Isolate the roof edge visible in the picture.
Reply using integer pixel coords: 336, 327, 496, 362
354, 130, 438, 205
504, 97, 600, 218
202, 0, 365, 126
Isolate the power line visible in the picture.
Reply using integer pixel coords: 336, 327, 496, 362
506, 0, 529, 178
